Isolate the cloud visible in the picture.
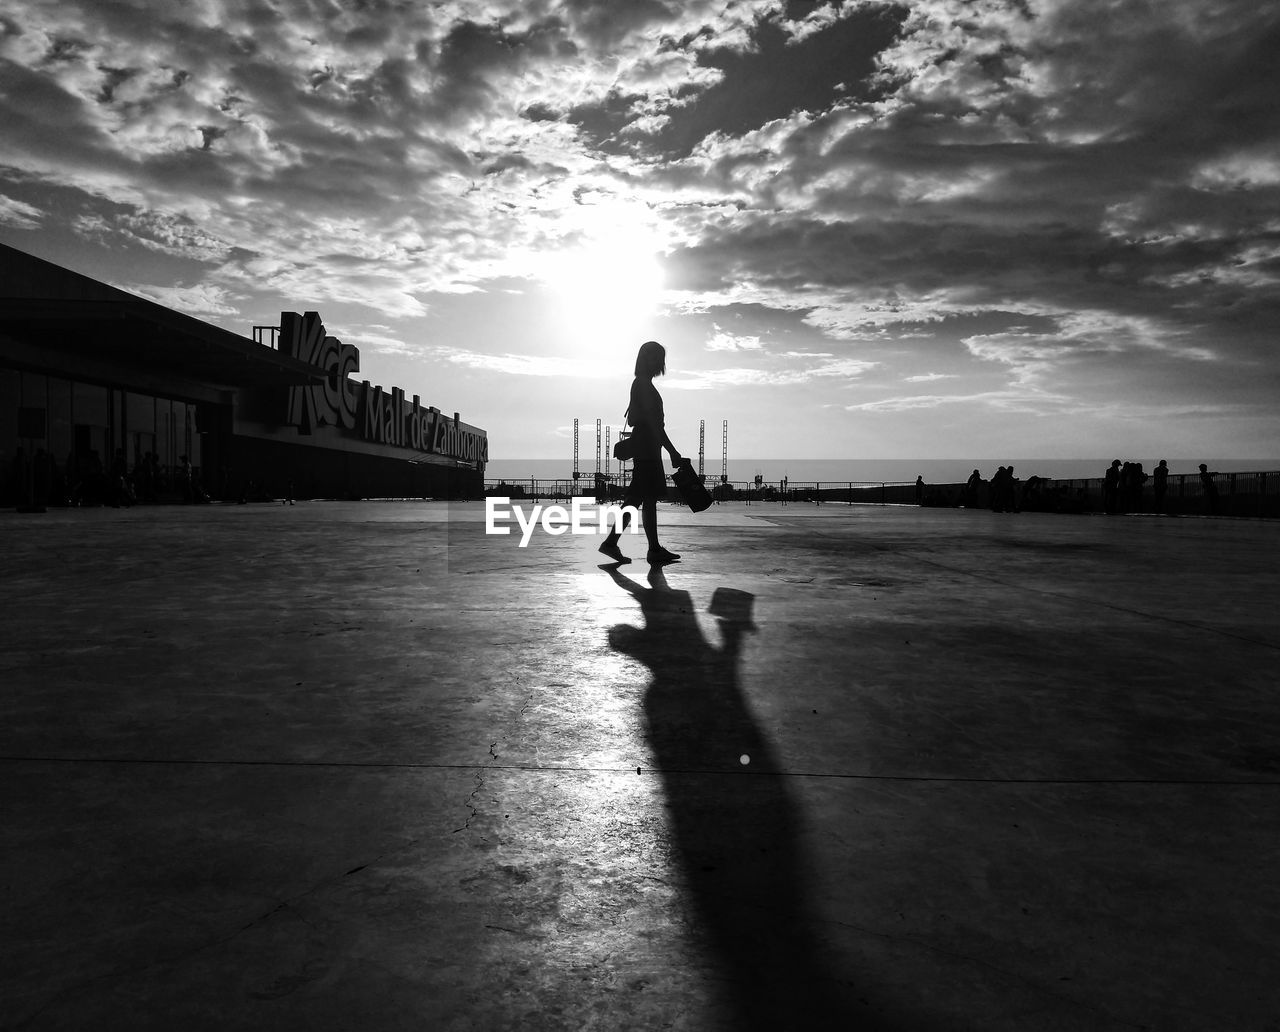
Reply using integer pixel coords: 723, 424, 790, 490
72, 208, 229, 261
706, 325, 763, 351
0, 194, 43, 230
601, 5, 907, 158
847, 386, 1071, 415
125, 281, 240, 317
671, 354, 876, 389
653, 0, 1280, 367
1, 0, 1278, 451
7, 0, 1275, 338
437, 348, 608, 378
962, 309, 1220, 376
323, 323, 417, 357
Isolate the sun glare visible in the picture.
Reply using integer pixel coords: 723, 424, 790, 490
543, 227, 666, 362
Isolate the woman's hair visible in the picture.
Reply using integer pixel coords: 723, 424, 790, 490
635, 340, 666, 378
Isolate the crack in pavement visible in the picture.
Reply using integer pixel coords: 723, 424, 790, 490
454, 679, 538, 834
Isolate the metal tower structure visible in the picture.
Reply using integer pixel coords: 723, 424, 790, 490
721, 419, 728, 483
573, 418, 579, 481
604, 426, 611, 477
698, 419, 705, 479
595, 418, 602, 475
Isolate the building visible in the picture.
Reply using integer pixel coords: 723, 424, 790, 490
1, 243, 486, 507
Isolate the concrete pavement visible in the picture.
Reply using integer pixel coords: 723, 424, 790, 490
2, 500, 1278, 1030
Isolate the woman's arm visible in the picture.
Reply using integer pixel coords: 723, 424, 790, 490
633, 379, 682, 462
660, 428, 682, 464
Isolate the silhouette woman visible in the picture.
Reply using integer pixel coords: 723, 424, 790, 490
600, 340, 684, 564
604, 566, 898, 1029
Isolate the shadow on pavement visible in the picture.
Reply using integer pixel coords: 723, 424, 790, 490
604, 563, 901, 1031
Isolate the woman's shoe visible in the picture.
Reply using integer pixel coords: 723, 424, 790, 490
647, 547, 681, 563
598, 540, 630, 564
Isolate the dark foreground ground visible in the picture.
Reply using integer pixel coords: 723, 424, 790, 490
2, 500, 1278, 1032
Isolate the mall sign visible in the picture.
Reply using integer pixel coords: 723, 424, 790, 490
280, 310, 487, 464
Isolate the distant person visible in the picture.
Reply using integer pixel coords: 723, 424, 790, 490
963, 468, 982, 507
135, 451, 154, 504
84, 450, 107, 506
1198, 463, 1219, 515
1119, 461, 1146, 512
191, 469, 210, 504
178, 454, 193, 504
1103, 459, 1121, 514
147, 452, 162, 500
990, 466, 1014, 512
1130, 461, 1148, 512
914, 475, 925, 505
1153, 459, 1169, 512
109, 447, 135, 507
598, 341, 685, 565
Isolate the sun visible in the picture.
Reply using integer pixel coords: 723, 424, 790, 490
542, 226, 667, 361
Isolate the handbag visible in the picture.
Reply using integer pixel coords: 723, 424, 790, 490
671, 458, 713, 513
613, 408, 637, 461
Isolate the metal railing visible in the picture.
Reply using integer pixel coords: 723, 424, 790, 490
483, 478, 918, 505
483, 470, 1280, 517
997, 470, 1280, 517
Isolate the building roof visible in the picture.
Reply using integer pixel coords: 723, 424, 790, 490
0, 243, 321, 388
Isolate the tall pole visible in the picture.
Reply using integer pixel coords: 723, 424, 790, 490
721, 419, 728, 484
573, 418, 579, 482
605, 426, 611, 477
595, 418, 602, 476
698, 419, 705, 480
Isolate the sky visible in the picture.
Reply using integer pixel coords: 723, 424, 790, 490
1, 0, 1278, 463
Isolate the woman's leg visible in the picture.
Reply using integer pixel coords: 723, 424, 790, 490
603, 482, 640, 544
641, 498, 679, 561
600, 480, 642, 557
602, 463, 678, 561
641, 498, 659, 550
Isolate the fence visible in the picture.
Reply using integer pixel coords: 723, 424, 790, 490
1000, 470, 1280, 518
484, 470, 1280, 518
484, 477, 914, 505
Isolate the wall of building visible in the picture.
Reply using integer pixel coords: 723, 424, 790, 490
2, 362, 484, 506
1, 249, 488, 507
216, 433, 478, 501
1, 365, 201, 506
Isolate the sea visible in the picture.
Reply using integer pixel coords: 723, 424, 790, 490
483, 457, 1280, 486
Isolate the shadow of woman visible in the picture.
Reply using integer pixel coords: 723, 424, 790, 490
605, 564, 898, 1031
